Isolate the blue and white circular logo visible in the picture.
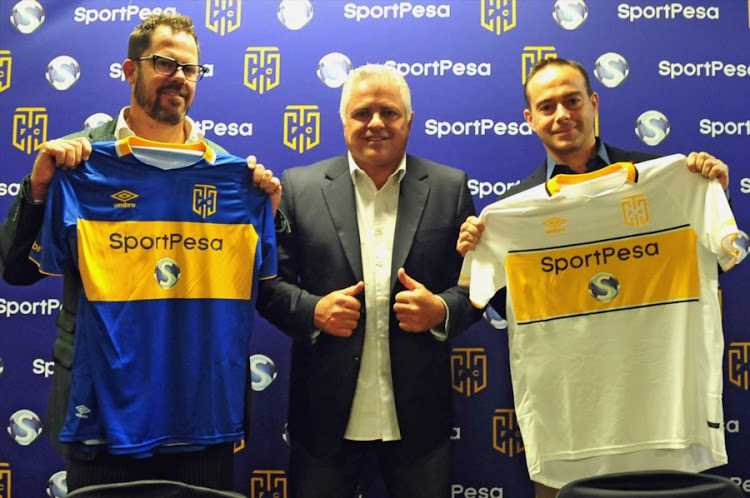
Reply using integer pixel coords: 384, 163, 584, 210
46, 55, 81, 91
593, 53, 630, 88
47, 471, 67, 498
483, 304, 508, 330
11, 0, 45, 34
277, 0, 313, 30
588, 272, 620, 303
723, 229, 750, 265
317, 52, 353, 88
250, 354, 278, 391
552, 0, 588, 30
155, 258, 181, 289
83, 113, 114, 130
7, 409, 42, 445
635, 110, 670, 146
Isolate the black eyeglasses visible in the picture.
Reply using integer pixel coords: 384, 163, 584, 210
137, 54, 207, 82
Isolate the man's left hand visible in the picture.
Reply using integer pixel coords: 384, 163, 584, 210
686, 152, 729, 191
393, 268, 447, 333
247, 155, 282, 215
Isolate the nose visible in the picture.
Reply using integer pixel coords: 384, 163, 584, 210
554, 104, 570, 121
368, 112, 385, 128
170, 66, 188, 82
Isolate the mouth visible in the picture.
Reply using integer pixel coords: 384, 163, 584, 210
160, 86, 187, 99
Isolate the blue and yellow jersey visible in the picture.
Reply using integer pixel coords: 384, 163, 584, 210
30, 137, 277, 456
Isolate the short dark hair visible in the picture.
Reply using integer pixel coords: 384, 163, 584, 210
127, 12, 199, 60
524, 58, 593, 109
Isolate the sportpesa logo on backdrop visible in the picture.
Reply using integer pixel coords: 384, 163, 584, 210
206, 0, 241, 36
385, 59, 491, 77
493, 408, 524, 457
343, 2, 450, 22
317, 52, 353, 88
635, 110, 670, 146
250, 470, 287, 498
72, 5, 177, 25
594, 52, 630, 88
284, 105, 320, 153
7, 409, 42, 446
480, 0, 516, 35
659, 60, 750, 79
0, 50, 10, 92
46, 56, 80, 91
728, 342, 750, 390
616, 3, 719, 22
250, 354, 278, 391
278, 0, 314, 30
552, 0, 588, 30
245, 47, 280, 94
47, 471, 67, 498
451, 347, 487, 397
12, 107, 47, 154
10, 0, 45, 34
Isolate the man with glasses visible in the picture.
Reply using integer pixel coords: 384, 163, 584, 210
0, 12, 279, 492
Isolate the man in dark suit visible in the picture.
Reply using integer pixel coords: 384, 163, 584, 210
455, 57, 730, 498
257, 63, 482, 498
0, 12, 279, 492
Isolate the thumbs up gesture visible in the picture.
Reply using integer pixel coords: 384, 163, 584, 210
393, 268, 447, 333
314, 281, 365, 337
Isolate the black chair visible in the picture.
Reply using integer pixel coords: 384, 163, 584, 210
65, 479, 247, 498
556, 470, 742, 498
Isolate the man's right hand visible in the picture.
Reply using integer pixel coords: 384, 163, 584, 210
313, 281, 365, 337
29, 137, 92, 201
456, 215, 485, 257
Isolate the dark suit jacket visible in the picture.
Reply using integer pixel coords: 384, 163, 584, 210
488, 142, 662, 312
256, 153, 482, 458
0, 119, 227, 459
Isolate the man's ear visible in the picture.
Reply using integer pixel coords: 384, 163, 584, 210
122, 59, 137, 84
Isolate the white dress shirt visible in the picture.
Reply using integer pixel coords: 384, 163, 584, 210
344, 152, 406, 441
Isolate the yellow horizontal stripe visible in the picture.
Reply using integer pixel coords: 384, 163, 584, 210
507, 227, 699, 322
77, 219, 258, 301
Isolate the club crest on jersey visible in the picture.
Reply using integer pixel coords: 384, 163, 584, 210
193, 184, 217, 218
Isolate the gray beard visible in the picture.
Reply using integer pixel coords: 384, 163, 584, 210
134, 77, 189, 126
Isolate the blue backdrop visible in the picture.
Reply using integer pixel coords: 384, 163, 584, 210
1, 1, 748, 497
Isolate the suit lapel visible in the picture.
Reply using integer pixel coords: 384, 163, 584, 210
391, 156, 429, 285
322, 157, 364, 281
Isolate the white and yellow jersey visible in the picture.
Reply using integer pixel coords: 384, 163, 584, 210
460, 154, 742, 488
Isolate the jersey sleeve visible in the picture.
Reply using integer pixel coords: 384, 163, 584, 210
670, 162, 742, 272
28, 170, 79, 275
459, 209, 509, 308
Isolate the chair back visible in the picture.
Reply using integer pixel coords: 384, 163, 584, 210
65, 479, 247, 498
556, 470, 743, 498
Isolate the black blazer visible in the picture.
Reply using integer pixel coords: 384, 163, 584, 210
257, 153, 482, 458
0, 119, 228, 458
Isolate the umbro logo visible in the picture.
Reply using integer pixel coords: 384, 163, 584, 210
75, 405, 91, 419
542, 216, 566, 234
112, 189, 138, 208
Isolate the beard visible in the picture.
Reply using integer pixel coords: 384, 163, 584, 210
133, 72, 191, 126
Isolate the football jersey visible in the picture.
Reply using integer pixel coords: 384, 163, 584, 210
459, 154, 743, 488
30, 137, 277, 456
